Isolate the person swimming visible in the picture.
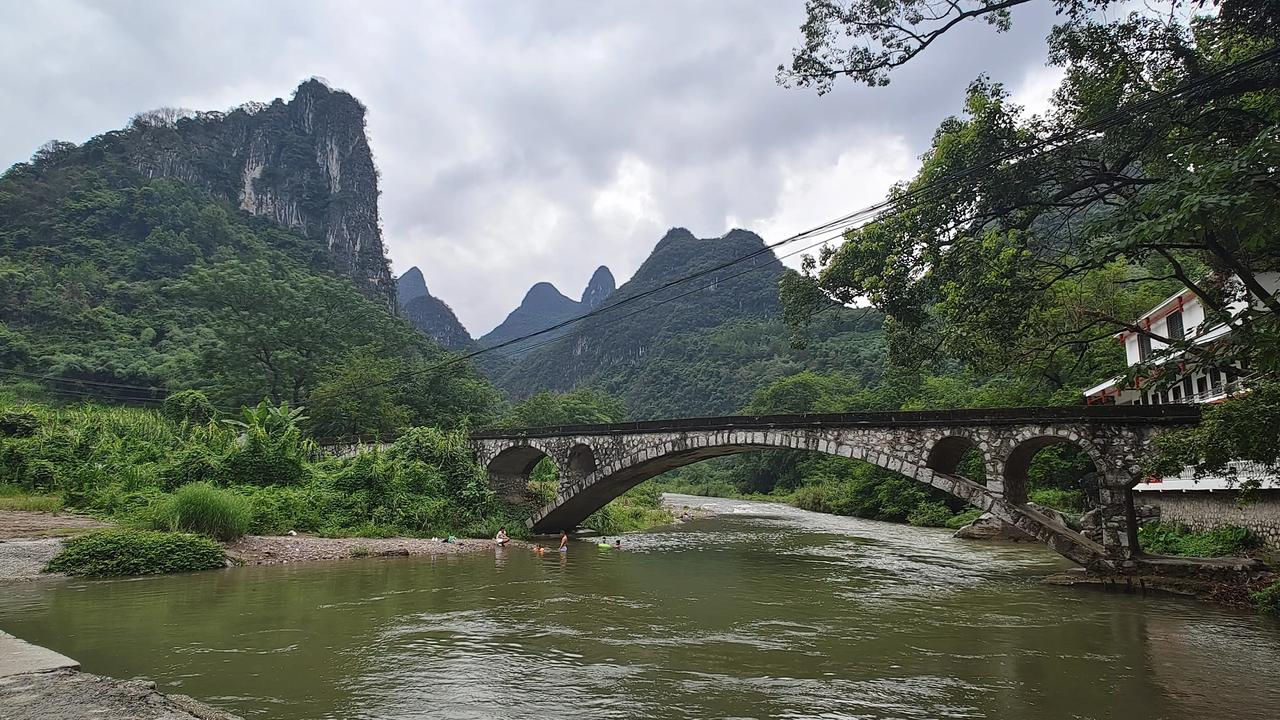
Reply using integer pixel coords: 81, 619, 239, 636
495, 527, 509, 546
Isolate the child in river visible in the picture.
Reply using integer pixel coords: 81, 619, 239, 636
559, 530, 569, 552
495, 527, 509, 547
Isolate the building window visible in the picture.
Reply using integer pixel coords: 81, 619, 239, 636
1171, 386, 1182, 403
1197, 376, 1208, 398
1210, 368, 1223, 393
1166, 310, 1184, 341
1138, 333, 1152, 361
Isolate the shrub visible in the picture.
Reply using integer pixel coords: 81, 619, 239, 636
242, 485, 328, 535
1138, 522, 1256, 557
161, 390, 216, 425
0, 409, 38, 438
1252, 580, 1280, 616
153, 483, 251, 540
1028, 488, 1085, 514
907, 500, 954, 527
945, 508, 982, 529
46, 529, 225, 576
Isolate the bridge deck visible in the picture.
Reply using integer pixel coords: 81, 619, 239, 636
471, 405, 1200, 439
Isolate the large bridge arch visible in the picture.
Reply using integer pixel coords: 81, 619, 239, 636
471, 406, 1200, 570
483, 441, 557, 504
521, 429, 1107, 567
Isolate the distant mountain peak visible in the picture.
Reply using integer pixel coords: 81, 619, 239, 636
396, 267, 472, 350
523, 282, 573, 305
397, 267, 428, 305
581, 266, 615, 309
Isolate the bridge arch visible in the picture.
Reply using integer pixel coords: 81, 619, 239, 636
567, 443, 598, 477
924, 434, 983, 476
521, 428, 1106, 567
1001, 430, 1108, 507
473, 406, 1201, 569
484, 442, 556, 504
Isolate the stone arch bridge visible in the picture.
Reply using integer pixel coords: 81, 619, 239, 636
471, 406, 1201, 570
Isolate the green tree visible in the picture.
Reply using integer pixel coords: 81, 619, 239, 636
781, 1, 1280, 394
308, 346, 412, 441
183, 255, 411, 405
501, 389, 626, 428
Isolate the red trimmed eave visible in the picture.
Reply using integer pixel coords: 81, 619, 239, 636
1115, 293, 1190, 342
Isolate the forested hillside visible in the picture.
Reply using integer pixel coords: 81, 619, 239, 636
491, 228, 886, 417
0, 80, 497, 433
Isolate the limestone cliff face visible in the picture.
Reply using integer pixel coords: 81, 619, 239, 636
581, 266, 616, 309
125, 79, 395, 307
396, 267, 472, 350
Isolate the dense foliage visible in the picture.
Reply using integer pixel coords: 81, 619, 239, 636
0, 397, 518, 540
145, 482, 252, 541
1137, 521, 1257, 557
779, 0, 1280, 485
46, 529, 226, 577
782, 3, 1278, 379
0, 91, 498, 438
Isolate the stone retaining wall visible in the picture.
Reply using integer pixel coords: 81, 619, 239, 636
1138, 490, 1280, 550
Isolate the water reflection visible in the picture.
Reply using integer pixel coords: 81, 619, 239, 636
0, 494, 1277, 719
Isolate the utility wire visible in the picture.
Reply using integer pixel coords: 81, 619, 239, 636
307, 45, 1280, 401
9, 46, 1278, 410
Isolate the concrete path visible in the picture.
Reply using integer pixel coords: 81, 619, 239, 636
0, 630, 78, 677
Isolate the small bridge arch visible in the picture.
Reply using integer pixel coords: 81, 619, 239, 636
471, 406, 1200, 571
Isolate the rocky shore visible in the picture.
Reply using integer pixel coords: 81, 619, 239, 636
0, 630, 242, 720
224, 533, 502, 565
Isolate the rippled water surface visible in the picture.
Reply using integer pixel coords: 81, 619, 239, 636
3, 495, 1279, 719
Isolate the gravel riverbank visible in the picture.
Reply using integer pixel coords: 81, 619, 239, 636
225, 533, 503, 565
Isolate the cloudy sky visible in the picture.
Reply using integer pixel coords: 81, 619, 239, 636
0, 1, 1065, 335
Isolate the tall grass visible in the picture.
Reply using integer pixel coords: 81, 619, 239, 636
163, 483, 252, 540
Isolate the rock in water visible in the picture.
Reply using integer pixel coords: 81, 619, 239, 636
953, 512, 1035, 541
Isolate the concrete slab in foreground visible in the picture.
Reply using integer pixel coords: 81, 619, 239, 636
0, 630, 243, 720
0, 630, 79, 677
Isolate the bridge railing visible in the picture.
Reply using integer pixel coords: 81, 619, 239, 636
469, 405, 1201, 440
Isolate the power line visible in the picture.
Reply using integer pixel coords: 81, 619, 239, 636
0, 367, 168, 393
10, 46, 1279, 411
315, 44, 1280, 399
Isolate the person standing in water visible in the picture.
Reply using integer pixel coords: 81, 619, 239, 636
559, 530, 569, 552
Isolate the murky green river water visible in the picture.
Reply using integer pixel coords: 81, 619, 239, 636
2, 495, 1279, 719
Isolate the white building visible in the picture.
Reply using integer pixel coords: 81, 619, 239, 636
1079, 274, 1280, 546
1081, 279, 1269, 407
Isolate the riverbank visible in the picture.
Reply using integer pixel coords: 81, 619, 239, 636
0, 510, 507, 581
0, 629, 241, 720
224, 533, 502, 565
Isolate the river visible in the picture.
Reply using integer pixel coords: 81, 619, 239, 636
2, 495, 1278, 719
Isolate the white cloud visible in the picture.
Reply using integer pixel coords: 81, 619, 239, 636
0, 0, 1064, 335
1011, 63, 1066, 117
